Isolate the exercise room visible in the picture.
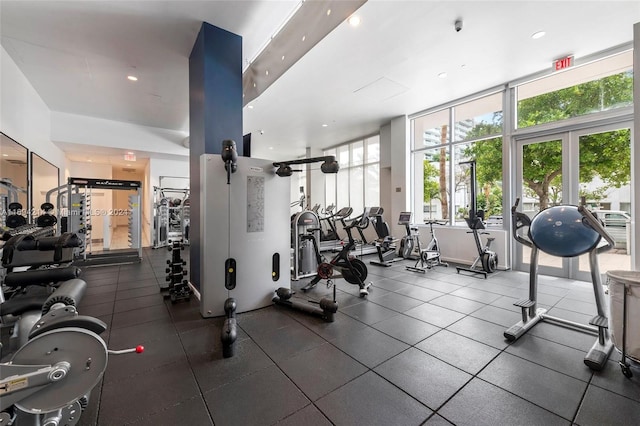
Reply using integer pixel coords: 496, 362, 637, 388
1, 1, 640, 425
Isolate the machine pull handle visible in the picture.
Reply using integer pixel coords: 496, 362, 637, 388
108, 345, 145, 355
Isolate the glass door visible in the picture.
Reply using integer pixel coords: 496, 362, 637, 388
574, 125, 632, 280
515, 134, 567, 276
515, 123, 632, 279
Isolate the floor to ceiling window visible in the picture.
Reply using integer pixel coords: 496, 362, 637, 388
409, 47, 634, 277
516, 50, 633, 277
324, 135, 380, 216
411, 92, 504, 226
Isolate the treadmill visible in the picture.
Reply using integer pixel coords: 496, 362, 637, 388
319, 206, 353, 252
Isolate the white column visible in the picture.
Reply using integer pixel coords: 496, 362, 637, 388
390, 115, 410, 238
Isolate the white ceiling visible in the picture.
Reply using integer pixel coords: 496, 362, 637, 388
2, 1, 640, 163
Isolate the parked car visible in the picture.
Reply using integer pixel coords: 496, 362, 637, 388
592, 210, 630, 251
593, 210, 631, 227
485, 215, 503, 227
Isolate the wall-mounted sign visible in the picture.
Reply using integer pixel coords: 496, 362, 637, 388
68, 177, 141, 189
554, 55, 574, 71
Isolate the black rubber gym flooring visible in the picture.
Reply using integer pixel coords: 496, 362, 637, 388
76, 247, 640, 425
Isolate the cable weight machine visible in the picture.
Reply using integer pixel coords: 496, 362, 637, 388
152, 179, 190, 248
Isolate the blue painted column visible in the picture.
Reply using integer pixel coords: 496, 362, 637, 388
189, 22, 243, 290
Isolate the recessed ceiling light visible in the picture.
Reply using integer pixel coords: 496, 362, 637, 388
248, 105, 254, 109
265, 70, 269, 76
322, 124, 329, 127
531, 31, 546, 39
281, 55, 285, 61
348, 15, 361, 27
302, 35, 306, 42
253, 82, 256, 88
327, 9, 331, 16
127, 75, 138, 81
438, 72, 448, 79
268, 147, 274, 150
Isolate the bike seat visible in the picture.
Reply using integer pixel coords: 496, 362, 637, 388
376, 236, 398, 244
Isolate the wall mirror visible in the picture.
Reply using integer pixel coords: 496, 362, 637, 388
1, 132, 29, 227
31, 152, 60, 218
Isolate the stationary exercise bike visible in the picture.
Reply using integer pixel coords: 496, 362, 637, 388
397, 212, 419, 260
301, 214, 373, 297
406, 219, 448, 273
455, 210, 497, 278
455, 160, 498, 279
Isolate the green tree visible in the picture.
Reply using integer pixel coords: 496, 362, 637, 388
477, 184, 503, 217
422, 148, 450, 219
518, 72, 633, 128
462, 117, 503, 216
423, 159, 440, 218
468, 72, 632, 210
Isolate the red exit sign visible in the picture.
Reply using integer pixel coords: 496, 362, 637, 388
554, 55, 574, 71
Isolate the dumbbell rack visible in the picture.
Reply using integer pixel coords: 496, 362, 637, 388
164, 240, 191, 303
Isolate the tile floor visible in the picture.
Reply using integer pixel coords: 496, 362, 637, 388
75, 247, 640, 426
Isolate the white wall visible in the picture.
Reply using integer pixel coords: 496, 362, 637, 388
1, 46, 66, 181
149, 157, 189, 192
426, 226, 509, 270
51, 111, 189, 156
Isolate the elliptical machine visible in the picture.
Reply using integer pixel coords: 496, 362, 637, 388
455, 160, 498, 279
397, 212, 419, 260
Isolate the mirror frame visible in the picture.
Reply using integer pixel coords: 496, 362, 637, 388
30, 152, 60, 219
1, 132, 30, 223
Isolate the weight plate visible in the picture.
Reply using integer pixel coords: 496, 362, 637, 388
12, 327, 108, 413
